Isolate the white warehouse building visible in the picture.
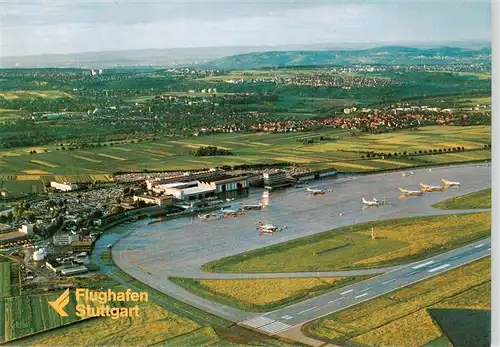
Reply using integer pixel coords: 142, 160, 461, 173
50, 182, 79, 192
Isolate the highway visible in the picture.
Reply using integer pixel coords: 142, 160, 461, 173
109, 163, 491, 336
239, 238, 491, 335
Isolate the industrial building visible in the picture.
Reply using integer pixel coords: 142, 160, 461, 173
292, 168, 337, 182
132, 194, 173, 206
146, 169, 226, 190
60, 265, 88, 276
50, 182, 79, 192
53, 234, 80, 246
263, 170, 292, 190
19, 224, 34, 235
198, 175, 249, 193
45, 259, 88, 275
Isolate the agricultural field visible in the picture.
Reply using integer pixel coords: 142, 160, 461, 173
169, 276, 371, 312
433, 188, 491, 210
202, 212, 491, 273
308, 257, 490, 347
0, 109, 26, 121
0, 291, 88, 342
427, 308, 490, 347
0, 91, 72, 100
0, 262, 11, 297
159, 327, 222, 346
0, 180, 46, 197
127, 91, 235, 103
0, 125, 491, 175
9, 300, 200, 346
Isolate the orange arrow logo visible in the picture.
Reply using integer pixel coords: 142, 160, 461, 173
48, 288, 70, 317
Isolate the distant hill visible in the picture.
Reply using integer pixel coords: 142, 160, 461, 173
0, 41, 490, 69
200, 46, 492, 70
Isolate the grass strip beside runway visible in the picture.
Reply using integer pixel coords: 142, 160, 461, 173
202, 213, 491, 273
168, 276, 372, 312
432, 188, 491, 210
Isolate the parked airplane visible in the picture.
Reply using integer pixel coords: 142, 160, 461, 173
441, 178, 460, 188
420, 183, 446, 192
220, 207, 245, 217
240, 203, 263, 211
399, 188, 424, 196
362, 198, 384, 207
257, 224, 282, 235
198, 213, 219, 220
307, 187, 328, 195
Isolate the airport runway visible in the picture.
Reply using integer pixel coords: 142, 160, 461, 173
240, 238, 491, 335
111, 163, 491, 328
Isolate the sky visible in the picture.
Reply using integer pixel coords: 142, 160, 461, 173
0, 0, 492, 57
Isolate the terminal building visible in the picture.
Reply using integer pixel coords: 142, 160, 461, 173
291, 168, 337, 182
151, 175, 249, 201
263, 170, 292, 190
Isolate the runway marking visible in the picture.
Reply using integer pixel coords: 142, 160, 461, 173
488, 248, 491, 251
281, 315, 293, 320
412, 260, 435, 269
404, 271, 418, 277
241, 316, 275, 328
328, 297, 345, 304
474, 244, 484, 249
428, 264, 450, 273
357, 287, 372, 293
382, 278, 397, 284
355, 293, 369, 299
448, 256, 461, 261
297, 306, 317, 315
340, 289, 353, 295
259, 321, 292, 334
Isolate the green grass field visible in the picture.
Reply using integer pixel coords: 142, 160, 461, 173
428, 309, 490, 347
0, 109, 27, 122
0, 125, 491, 175
433, 189, 491, 210
0, 91, 71, 100
202, 212, 490, 273
169, 276, 372, 312
0, 180, 46, 197
308, 257, 490, 346
99, 249, 115, 266
0, 262, 11, 297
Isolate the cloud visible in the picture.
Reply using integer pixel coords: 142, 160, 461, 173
1, 1, 491, 56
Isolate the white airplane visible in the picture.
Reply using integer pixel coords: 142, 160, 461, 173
399, 188, 423, 196
420, 183, 446, 192
258, 224, 282, 235
307, 187, 326, 195
198, 213, 217, 220
362, 198, 382, 207
441, 178, 460, 188
220, 207, 245, 216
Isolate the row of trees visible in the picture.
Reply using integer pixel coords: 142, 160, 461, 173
359, 145, 490, 159
189, 146, 233, 156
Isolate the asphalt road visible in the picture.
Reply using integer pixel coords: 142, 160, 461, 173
110, 163, 491, 329
240, 238, 491, 335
